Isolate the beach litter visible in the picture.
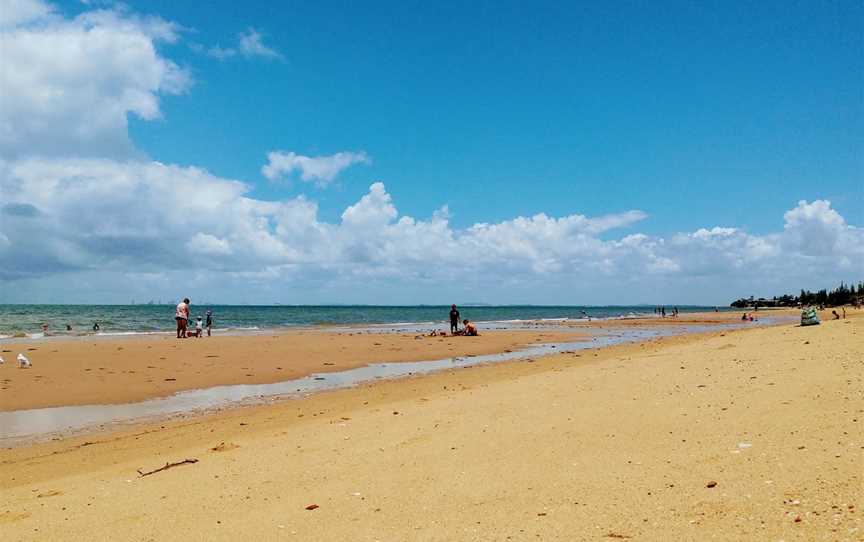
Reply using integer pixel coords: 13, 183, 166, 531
305, 504, 319, 510
706, 481, 718, 488
137, 458, 199, 477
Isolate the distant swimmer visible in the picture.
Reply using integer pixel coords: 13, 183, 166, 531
66, 324, 72, 331
449, 304, 460, 334
93, 322, 100, 332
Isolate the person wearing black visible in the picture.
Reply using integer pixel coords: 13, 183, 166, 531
205, 310, 213, 337
449, 304, 460, 334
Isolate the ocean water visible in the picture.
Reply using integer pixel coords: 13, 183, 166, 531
0, 304, 726, 338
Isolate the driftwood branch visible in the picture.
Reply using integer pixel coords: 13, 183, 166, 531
137, 458, 198, 477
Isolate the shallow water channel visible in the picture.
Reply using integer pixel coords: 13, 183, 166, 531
0, 323, 766, 445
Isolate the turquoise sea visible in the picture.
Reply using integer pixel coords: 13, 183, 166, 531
0, 304, 726, 338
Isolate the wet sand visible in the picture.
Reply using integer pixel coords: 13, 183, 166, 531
0, 328, 582, 411
0, 309, 859, 540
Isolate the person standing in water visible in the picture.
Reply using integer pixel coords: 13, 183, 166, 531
175, 298, 190, 338
449, 304, 460, 334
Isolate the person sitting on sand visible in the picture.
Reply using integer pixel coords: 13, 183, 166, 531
832, 310, 840, 320
741, 312, 748, 321
462, 319, 478, 336
175, 298, 190, 338
449, 305, 460, 334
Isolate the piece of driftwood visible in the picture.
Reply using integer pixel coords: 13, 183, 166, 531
137, 458, 198, 477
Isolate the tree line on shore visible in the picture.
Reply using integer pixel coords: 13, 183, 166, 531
730, 281, 864, 308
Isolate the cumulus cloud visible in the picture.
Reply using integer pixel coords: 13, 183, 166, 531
2, 155, 860, 302
782, 199, 862, 258
262, 151, 371, 186
0, 0, 190, 159
0, 0, 53, 28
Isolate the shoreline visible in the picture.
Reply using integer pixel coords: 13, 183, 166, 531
0, 323, 742, 446
0, 310, 858, 540
0, 311, 780, 412
0, 306, 750, 341
0, 312, 792, 445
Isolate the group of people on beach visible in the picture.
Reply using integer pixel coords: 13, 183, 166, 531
428, 305, 478, 336
174, 298, 213, 338
447, 305, 478, 336
654, 306, 679, 318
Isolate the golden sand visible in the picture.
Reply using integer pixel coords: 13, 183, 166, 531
0, 310, 860, 540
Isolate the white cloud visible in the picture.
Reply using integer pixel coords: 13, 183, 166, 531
238, 27, 281, 59
0, 1, 190, 159
0, 0, 53, 28
782, 199, 862, 258
193, 27, 282, 61
204, 44, 237, 60
262, 151, 371, 186
188, 233, 233, 256
2, 154, 860, 303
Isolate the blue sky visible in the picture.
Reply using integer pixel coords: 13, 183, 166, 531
126, 0, 862, 232
0, 0, 861, 304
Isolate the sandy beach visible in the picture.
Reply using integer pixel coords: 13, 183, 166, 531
0, 310, 765, 412
0, 309, 860, 540
0, 328, 581, 411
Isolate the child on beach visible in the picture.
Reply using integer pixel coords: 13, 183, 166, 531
194, 317, 204, 338
462, 319, 478, 336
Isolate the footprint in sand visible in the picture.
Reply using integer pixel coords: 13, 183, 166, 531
0, 511, 31, 523
37, 490, 63, 498
210, 442, 240, 452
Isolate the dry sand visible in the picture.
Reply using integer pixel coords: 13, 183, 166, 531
0, 310, 860, 540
